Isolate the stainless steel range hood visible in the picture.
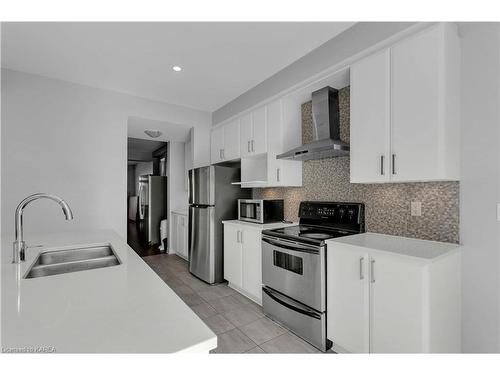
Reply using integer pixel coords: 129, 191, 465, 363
277, 86, 349, 161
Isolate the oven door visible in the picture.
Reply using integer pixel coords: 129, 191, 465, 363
262, 235, 325, 312
262, 286, 326, 351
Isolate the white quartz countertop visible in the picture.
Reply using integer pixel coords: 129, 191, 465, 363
1, 230, 216, 353
327, 232, 460, 262
222, 220, 297, 231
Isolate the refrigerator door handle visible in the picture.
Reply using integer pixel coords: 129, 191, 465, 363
188, 169, 195, 205
138, 183, 144, 219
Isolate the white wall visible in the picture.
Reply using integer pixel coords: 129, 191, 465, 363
459, 23, 500, 353
1, 69, 211, 241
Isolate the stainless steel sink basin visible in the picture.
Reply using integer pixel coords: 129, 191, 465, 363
24, 244, 121, 279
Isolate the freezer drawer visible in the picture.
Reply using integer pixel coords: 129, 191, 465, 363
189, 205, 217, 283
262, 286, 327, 352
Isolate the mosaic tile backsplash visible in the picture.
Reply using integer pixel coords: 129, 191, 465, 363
254, 87, 459, 243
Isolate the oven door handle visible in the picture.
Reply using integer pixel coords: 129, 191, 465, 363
263, 287, 321, 320
262, 236, 321, 254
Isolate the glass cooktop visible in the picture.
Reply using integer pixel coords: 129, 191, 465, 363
264, 225, 355, 245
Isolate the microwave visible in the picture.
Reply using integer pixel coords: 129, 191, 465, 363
238, 199, 284, 224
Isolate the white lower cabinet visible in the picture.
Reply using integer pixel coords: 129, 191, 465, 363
223, 223, 263, 304
223, 224, 243, 288
170, 213, 188, 260
328, 246, 370, 353
327, 240, 460, 353
241, 229, 262, 300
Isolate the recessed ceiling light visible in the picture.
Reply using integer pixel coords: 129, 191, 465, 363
172, 66, 182, 72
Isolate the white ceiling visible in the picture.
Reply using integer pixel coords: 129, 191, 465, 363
1, 22, 354, 111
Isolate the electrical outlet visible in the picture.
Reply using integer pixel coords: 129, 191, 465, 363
411, 201, 422, 217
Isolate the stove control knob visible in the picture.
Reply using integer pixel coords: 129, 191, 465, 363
339, 208, 345, 218
347, 209, 355, 220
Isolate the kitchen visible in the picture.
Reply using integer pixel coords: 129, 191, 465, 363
1, 10, 500, 371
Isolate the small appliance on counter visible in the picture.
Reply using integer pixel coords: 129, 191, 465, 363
261, 201, 365, 352
237, 199, 284, 224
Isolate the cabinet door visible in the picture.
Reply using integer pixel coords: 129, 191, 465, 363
240, 113, 253, 158
223, 120, 240, 161
350, 49, 391, 183
210, 126, 224, 164
390, 26, 441, 182
171, 214, 182, 255
223, 225, 242, 288
177, 215, 187, 258
266, 100, 282, 186
251, 106, 267, 155
370, 254, 423, 353
327, 244, 370, 353
183, 216, 189, 259
170, 214, 178, 253
241, 229, 263, 303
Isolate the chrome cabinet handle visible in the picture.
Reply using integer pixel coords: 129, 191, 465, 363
240, 230, 243, 243
277, 168, 280, 182
247, 141, 250, 153
392, 154, 396, 175
370, 259, 375, 283
236, 230, 240, 243
222, 149, 225, 159
251, 140, 255, 152
219, 149, 222, 160
359, 257, 364, 280
380, 155, 384, 175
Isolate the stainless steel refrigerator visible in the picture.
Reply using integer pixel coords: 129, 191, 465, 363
188, 166, 251, 284
138, 175, 167, 244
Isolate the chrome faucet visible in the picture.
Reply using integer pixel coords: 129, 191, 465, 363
13, 193, 74, 263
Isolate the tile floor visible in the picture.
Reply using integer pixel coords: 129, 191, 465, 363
142, 253, 323, 354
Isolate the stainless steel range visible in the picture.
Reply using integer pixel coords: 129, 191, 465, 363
261, 201, 365, 352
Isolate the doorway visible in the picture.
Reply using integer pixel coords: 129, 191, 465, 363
127, 137, 168, 257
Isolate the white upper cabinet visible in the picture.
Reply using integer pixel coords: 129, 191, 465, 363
213, 99, 302, 188
240, 113, 253, 157
223, 119, 240, 161
350, 23, 460, 183
210, 126, 224, 164
240, 107, 267, 157
350, 49, 391, 183
251, 106, 267, 155
210, 119, 240, 164
265, 99, 302, 187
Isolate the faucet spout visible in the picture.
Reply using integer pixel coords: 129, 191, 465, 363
13, 193, 74, 263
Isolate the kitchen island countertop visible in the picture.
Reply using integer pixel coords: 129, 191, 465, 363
1, 230, 216, 353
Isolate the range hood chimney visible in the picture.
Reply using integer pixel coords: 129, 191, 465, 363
277, 86, 349, 161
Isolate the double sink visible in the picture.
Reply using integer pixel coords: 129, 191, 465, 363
25, 244, 121, 279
